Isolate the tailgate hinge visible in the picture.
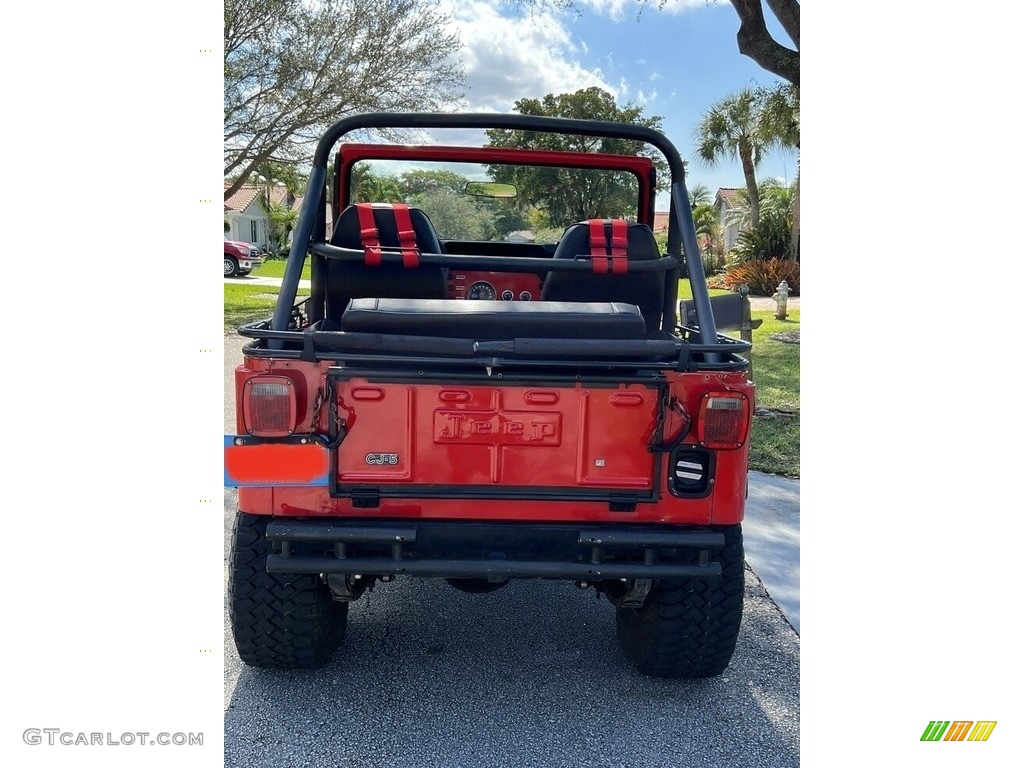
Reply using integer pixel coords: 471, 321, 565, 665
351, 488, 381, 508
609, 494, 638, 513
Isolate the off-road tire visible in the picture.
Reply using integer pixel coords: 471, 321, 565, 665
615, 524, 744, 679
229, 511, 347, 669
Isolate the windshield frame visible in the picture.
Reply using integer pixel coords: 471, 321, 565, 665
334, 143, 656, 234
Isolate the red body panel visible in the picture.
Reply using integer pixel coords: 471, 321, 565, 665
233, 360, 752, 526
335, 380, 658, 488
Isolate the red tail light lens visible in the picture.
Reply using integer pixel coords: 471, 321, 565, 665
242, 376, 297, 436
697, 392, 750, 450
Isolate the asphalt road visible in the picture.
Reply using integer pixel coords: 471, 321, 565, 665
223, 333, 800, 768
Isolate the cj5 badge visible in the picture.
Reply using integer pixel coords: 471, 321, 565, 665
365, 453, 399, 465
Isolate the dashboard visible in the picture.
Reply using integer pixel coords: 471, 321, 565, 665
447, 270, 545, 302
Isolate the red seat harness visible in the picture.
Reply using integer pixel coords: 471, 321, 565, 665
354, 203, 420, 268
588, 219, 629, 274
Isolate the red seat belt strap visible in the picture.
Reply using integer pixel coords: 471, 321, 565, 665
391, 203, 420, 268
589, 219, 629, 274
355, 203, 382, 266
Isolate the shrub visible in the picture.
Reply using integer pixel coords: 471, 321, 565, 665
732, 208, 793, 262
721, 258, 799, 295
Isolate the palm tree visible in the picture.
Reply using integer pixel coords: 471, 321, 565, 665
691, 201, 722, 273
694, 89, 769, 229
756, 83, 800, 259
724, 179, 794, 231
688, 183, 712, 209
358, 174, 404, 203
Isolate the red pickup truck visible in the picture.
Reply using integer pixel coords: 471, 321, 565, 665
224, 237, 263, 277
225, 112, 753, 679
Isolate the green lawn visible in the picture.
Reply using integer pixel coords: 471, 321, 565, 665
251, 258, 312, 281
747, 309, 800, 477
224, 283, 310, 331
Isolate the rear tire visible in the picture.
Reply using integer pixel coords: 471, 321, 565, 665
229, 511, 347, 669
616, 524, 744, 679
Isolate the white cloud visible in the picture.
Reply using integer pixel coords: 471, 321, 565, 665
635, 87, 659, 105
575, 0, 708, 21
441, 1, 618, 114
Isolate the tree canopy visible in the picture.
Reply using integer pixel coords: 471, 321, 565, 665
224, 0, 464, 199
484, 88, 665, 228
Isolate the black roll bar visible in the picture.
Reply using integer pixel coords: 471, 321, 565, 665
271, 112, 720, 349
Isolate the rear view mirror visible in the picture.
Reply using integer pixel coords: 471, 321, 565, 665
464, 181, 517, 199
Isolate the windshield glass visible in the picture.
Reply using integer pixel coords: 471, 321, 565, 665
348, 159, 641, 244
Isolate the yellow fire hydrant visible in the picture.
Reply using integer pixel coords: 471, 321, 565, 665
773, 280, 790, 320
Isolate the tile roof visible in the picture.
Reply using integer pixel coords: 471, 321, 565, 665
224, 184, 291, 213
714, 187, 741, 208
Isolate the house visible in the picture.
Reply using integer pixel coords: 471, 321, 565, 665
224, 184, 293, 249
714, 188, 742, 252
225, 184, 334, 250
652, 211, 669, 234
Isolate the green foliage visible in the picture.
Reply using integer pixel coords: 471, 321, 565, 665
695, 85, 799, 230
748, 310, 800, 477
265, 200, 299, 255
757, 82, 800, 151
354, 174, 403, 203
727, 179, 795, 263
695, 88, 765, 170
485, 87, 665, 228
688, 183, 712, 208
409, 188, 496, 240
732, 210, 793, 262
721, 258, 799, 296
399, 170, 468, 197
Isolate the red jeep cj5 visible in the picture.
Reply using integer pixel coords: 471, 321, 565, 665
224, 112, 755, 679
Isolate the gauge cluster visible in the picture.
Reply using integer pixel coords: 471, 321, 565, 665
448, 271, 544, 302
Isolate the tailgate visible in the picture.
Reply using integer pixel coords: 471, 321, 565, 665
332, 373, 661, 498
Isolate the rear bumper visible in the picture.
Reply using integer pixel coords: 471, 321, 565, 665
263, 518, 730, 581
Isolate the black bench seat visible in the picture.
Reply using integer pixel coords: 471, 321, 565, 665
340, 298, 648, 340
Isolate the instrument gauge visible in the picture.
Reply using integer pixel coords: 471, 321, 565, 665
468, 281, 496, 300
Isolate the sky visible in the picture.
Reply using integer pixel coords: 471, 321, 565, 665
433, 0, 798, 204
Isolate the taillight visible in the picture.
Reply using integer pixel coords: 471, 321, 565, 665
696, 392, 750, 450
242, 376, 297, 436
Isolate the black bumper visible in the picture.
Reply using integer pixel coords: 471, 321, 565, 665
264, 519, 730, 581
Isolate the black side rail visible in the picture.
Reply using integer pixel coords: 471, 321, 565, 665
237, 319, 751, 372
310, 242, 679, 274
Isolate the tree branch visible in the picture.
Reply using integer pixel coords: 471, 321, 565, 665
764, 0, 799, 49
728, 0, 799, 86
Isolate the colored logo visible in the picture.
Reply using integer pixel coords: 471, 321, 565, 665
920, 721, 997, 742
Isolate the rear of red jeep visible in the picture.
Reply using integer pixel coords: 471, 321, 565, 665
225, 113, 753, 678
